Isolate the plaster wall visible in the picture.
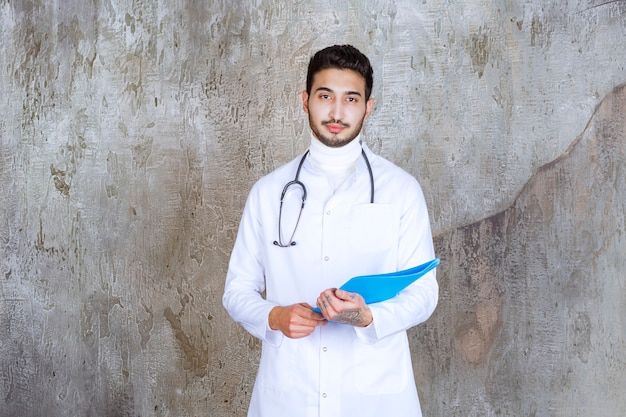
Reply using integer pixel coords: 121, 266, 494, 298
1, 1, 625, 416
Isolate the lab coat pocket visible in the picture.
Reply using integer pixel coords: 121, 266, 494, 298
256, 342, 298, 393
349, 204, 398, 253
354, 334, 410, 394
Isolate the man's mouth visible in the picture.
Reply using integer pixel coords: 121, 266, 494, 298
323, 120, 349, 134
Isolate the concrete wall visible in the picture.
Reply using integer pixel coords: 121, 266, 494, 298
1, 1, 624, 416
414, 84, 626, 416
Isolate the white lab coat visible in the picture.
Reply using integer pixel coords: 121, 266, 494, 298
223, 143, 438, 417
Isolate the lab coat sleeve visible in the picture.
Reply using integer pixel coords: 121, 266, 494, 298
222, 182, 285, 347
354, 176, 438, 344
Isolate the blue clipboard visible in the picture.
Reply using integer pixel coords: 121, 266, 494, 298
313, 258, 440, 313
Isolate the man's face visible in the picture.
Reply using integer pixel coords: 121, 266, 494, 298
302, 68, 374, 148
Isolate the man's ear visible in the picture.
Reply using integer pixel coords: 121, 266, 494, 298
364, 98, 375, 120
302, 90, 309, 113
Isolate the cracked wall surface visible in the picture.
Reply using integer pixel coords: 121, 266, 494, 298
1, 1, 625, 416
412, 84, 626, 416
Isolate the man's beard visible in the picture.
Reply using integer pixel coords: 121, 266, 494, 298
309, 116, 364, 148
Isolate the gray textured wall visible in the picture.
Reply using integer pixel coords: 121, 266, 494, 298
1, 1, 624, 416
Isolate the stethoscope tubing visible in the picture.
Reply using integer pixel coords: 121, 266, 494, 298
273, 148, 374, 247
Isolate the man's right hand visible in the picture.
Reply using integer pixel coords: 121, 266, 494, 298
268, 303, 327, 338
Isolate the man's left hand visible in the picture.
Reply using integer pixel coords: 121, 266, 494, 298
316, 288, 373, 327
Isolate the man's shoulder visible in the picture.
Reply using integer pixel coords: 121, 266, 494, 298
368, 150, 418, 183
364, 148, 425, 203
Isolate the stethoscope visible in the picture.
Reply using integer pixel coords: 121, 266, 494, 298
273, 149, 374, 247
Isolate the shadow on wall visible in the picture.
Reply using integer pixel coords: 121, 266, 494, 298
413, 83, 626, 416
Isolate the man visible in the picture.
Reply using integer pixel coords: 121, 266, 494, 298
223, 44, 438, 417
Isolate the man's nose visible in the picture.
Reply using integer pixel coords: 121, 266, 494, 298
329, 100, 344, 121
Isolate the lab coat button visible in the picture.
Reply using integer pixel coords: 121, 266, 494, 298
324, 256, 329, 261
322, 393, 327, 398
323, 347, 328, 352
326, 210, 331, 215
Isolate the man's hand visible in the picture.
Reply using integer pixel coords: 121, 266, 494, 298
268, 303, 327, 338
316, 289, 373, 327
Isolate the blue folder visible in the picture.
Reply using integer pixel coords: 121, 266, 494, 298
313, 258, 440, 313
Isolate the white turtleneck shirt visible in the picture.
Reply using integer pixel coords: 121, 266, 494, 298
307, 133, 362, 192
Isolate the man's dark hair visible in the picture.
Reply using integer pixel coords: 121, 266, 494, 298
306, 44, 374, 100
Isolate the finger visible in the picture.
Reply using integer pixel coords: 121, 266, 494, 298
317, 297, 339, 322
295, 303, 324, 319
334, 289, 358, 302
289, 318, 323, 335
296, 303, 316, 317
312, 311, 327, 321
317, 293, 336, 311
288, 328, 315, 339
297, 309, 327, 326
315, 299, 328, 320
